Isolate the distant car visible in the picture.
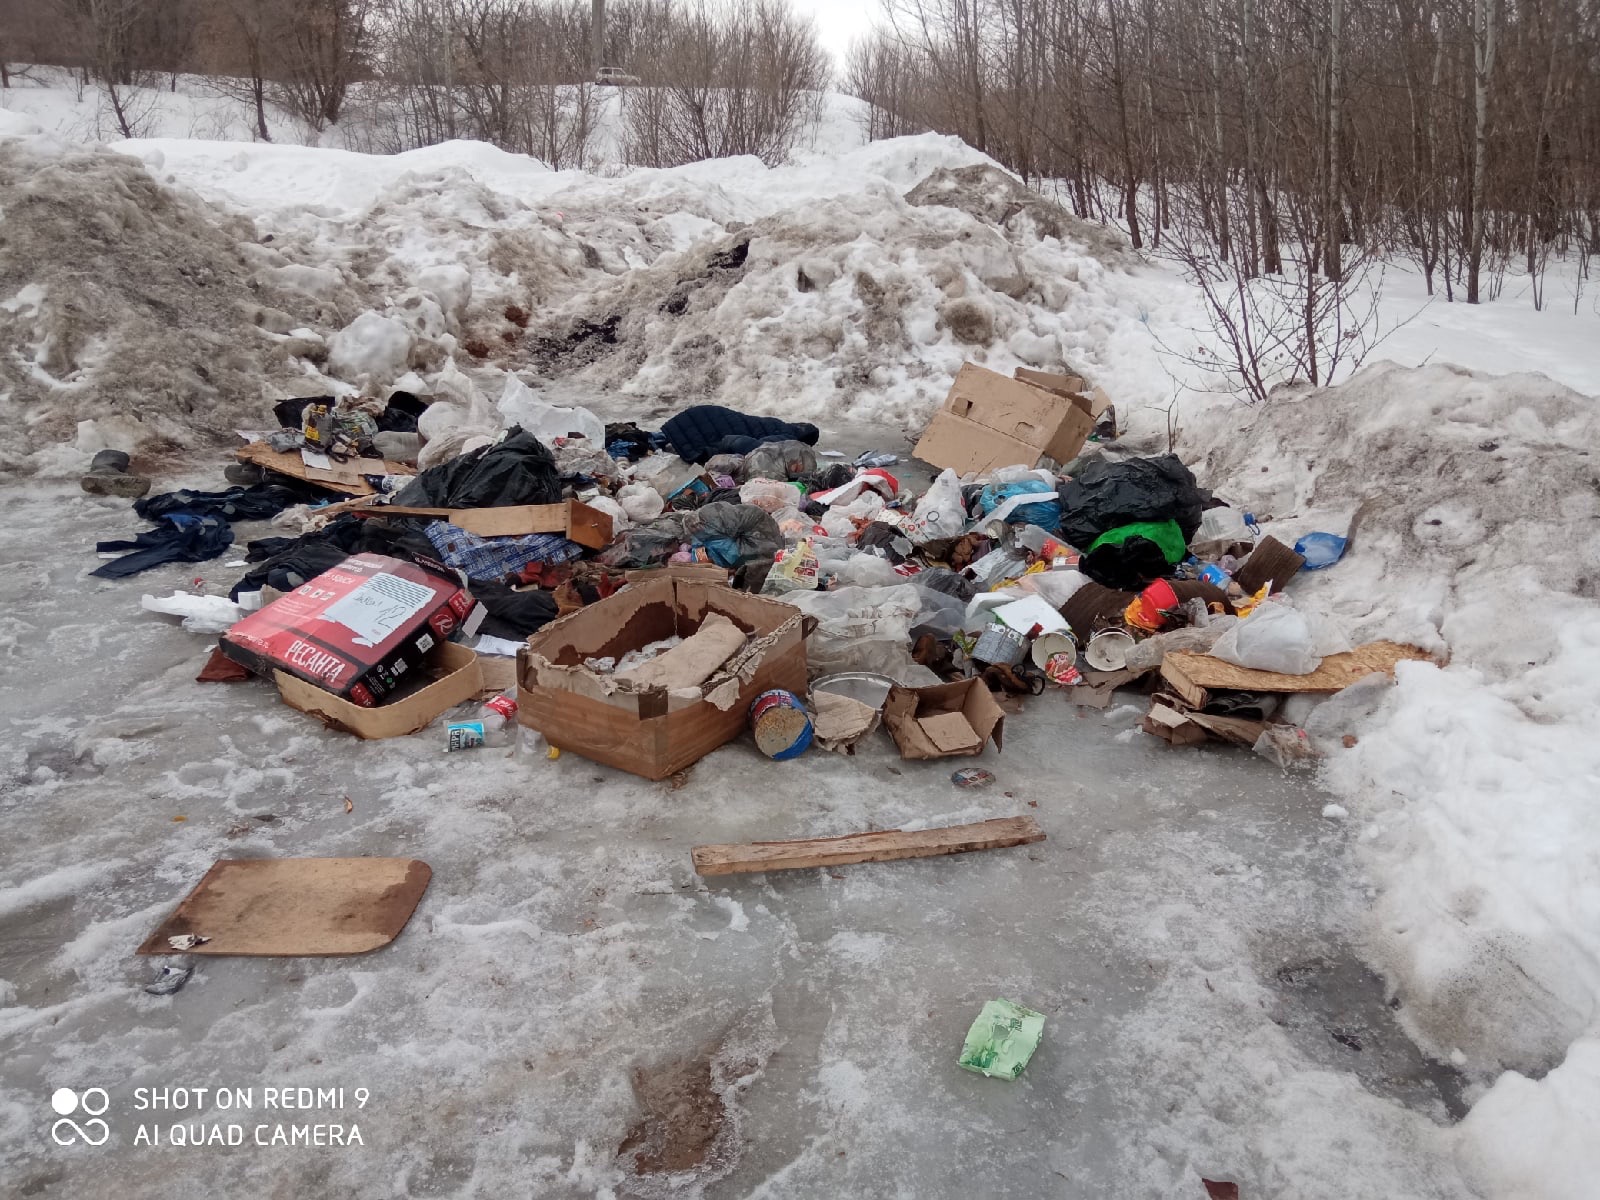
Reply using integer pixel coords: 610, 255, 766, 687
595, 67, 640, 86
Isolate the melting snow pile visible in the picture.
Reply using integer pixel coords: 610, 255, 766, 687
1189, 361, 1600, 1196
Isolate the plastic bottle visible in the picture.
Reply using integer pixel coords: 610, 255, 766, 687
445, 694, 518, 751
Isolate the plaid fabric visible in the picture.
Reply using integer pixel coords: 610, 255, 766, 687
423, 521, 584, 582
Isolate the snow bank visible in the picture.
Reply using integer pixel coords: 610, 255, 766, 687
0, 142, 314, 476
1185, 361, 1600, 1193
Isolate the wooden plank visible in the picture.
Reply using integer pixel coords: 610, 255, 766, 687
305, 498, 614, 549
236, 442, 416, 496
1162, 640, 1432, 698
692, 815, 1045, 877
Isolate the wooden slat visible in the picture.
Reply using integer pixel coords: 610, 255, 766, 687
692, 815, 1045, 877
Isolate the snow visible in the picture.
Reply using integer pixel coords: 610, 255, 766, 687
4, 64, 1600, 1197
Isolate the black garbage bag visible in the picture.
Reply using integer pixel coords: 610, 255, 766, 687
1058, 455, 1207, 551
391, 427, 561, 509
229, 513, 438, 598
1079, 536, 1173, 590
598, 513, 694, 569
798, 464, 855, 493
686, 501, 782, 568
472, 581, 560, 639
916, 565, 978, 602
378, 390, 427, 433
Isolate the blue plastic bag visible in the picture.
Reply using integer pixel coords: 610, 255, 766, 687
978, 480, 1061, 530
1295, 532, 1348, 569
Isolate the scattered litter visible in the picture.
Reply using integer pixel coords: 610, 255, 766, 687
166, 934, 210, 950
958, 998, 1046, 1080
1295, 531, 1350, 569
951, 767, 995, 789
141, 591, 244, 635
143, 962, 194, 996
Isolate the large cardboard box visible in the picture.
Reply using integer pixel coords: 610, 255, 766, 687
913, 363, 1096, 473
221, 553, 479, 707
883, 678, 1006, 760
517, 577, 810, 780
275, 642, 485, 738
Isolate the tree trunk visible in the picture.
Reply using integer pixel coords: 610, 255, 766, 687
1467, 0, 1497, 304
1324, 0, 1344, 281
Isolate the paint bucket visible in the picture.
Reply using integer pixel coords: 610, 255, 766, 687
748, 689, 813, 760
1084, 629, 1135, 672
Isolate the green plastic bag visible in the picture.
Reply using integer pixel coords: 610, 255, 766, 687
1087, 518, 1187, 564
958, 999, 1045, 1079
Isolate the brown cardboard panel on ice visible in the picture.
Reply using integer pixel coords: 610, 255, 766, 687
883, 678, 1006, 760
517, 577, 809, 780
914, 364, 1095, 472
274, 641, 484, 739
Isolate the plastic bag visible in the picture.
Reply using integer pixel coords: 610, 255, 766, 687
497, 376, 605, 447
1059, 454, 1207, 549
905, 469, 968, 543
705, 453, 747, 478
554, 443, 625, 482
1252, 725, 1320, 771
393, 428, 562, 508
686, 501, 782, 568
1209, 601, 1320, 674
739, 478, 803, 514
763, 538, 821, 593
585, 494, 631, 533
978, 479, 1060, 530
784, 584, 925, 677
616, 481, 666, 523
598, 513, 693, 568
739, 440, 817, 482
1120, 621, 1236, 673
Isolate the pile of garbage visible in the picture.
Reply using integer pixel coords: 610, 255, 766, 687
100, 355, 1433, 775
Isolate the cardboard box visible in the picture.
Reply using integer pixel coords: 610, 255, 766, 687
275, 642, 485, 739
1012, 367, 1115, 421
221, 553, 479, 707
313, 497, 613, 549
914, 363, 1096, 473
517, 576, 810, 780
883, 678, 1006, 760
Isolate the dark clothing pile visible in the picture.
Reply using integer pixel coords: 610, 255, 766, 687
660, 405, 820, 465
92, 483, 319, 579
391, 427, 561, 509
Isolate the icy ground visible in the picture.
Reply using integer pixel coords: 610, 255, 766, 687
0, 433, 1473, 1198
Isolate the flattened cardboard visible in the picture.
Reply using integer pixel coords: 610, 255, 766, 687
518, 577, 809, 780
137, 857, 431, 956
1160, 640, 1432, 709
922, 363, 1095, 469
274, 641, 484, 739
883, 678, 1006, 760
235, 442, 416, 496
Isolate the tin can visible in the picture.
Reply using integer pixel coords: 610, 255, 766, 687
748, 689, 813, 760
973, 622, 1027, 665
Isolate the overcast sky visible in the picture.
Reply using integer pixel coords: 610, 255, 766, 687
789, 0, 883, 72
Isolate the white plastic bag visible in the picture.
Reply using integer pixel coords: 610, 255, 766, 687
1209, 600, 1321, 675
616, 482, 665, 523
905, 469, 967, 543
497, 376, 605, 447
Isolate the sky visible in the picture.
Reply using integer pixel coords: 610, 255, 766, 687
789, 0, 884, 73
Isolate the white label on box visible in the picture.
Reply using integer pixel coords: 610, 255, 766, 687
320, 574, 436, 647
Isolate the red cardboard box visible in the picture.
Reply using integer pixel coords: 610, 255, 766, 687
221, 554, 479, 707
